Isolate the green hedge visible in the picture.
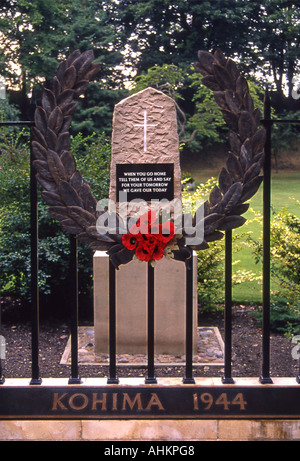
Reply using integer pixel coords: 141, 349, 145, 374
0, 131, 110, 319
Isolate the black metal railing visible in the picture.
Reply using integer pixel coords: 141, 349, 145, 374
0, 90, 300, 388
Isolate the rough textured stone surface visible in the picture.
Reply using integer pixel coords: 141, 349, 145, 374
109, 87, 181, 204
0, 420, 81, 441
1, 418, 299, 441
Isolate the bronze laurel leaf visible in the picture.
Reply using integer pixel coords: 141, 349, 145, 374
209, 185, 222, 206
62, 65, 77, 89
213, 63, 235, 91
34, 107, 47, 135
32, 141, 47, 160
229, 131, 241, 156
61, 101, 78, 116
57, 89, 75, 108
60, 150, 76, 178
42, 88, 56, 114
58, 181, 84, 208
238, 111, 257, 141
46, 150, 66, 183
244, 162, 261, 183
42, 191, 63, 207
219, 167, 232, 194
197, 50, 215, 74
45, 127, 57, 150
48, 106, 64, 133
56, 132, 70, 153
217, 215, 246, 231
240, 176, 263, 203
32, 127, 47, 149
221, 182, 243, 214
201, 75, 220, 91
226, 153, 243, 182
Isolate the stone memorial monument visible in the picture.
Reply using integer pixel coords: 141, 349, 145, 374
30, 47, 265, 380
93, 87, 198, 355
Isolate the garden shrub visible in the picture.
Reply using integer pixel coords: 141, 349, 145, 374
249, 205, 300, 335
0, 131, 111, 319
182, 178, 258, 312
252, 299, 300, 337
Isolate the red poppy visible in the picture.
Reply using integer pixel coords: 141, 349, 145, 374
122, 233, 139, 250
135, 235, 165, 262
122, 210, 175, 262
135, 242, 153, 262
151, 241, 165, 260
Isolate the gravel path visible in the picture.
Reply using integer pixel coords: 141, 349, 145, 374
1, 305, 298, 380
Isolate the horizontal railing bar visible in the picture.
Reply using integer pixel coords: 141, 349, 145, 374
261, 119, 300, 124
0, 121, 34, 126
0, 119, 299, 127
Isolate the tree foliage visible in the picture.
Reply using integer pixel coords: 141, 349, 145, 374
0, 0, 127, 133
119, 0, 299, 111
0, 1, 299, 139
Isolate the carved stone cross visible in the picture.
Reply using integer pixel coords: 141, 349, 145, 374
133, 109, 157, 152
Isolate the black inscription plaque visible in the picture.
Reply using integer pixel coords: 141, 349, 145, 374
116, 163, 174, 201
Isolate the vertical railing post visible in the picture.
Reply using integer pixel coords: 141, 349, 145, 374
68, 235, 81, 384
183, 254, 195, 384
222, 230, 234, 383
260, 88, 273, 384
107, 259, 119, 384
145, 262, 157, 384
29, 127, 42, 385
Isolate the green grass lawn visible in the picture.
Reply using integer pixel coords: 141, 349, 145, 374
193, 169, 300, 305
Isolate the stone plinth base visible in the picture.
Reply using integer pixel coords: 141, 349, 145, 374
1, 378, 299, 441
93, 251, 197, 355
2, 418, 300, 441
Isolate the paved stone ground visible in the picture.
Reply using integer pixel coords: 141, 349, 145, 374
61, 326, 224, 367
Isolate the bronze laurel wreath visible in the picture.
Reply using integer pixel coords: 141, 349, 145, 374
32, 49, 266, 268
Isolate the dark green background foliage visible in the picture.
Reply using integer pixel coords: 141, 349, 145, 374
0, 130, 111, 319
0, 0, 299, 140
